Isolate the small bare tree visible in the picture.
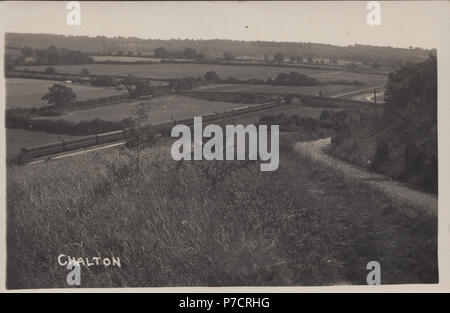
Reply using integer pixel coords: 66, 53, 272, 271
190, 122, 259, 190
128, 102, 154, 183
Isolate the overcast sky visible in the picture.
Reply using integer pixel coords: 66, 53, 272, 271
0, 1, 448, 49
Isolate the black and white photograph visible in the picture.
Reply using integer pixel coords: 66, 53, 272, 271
0, 1, 449, 292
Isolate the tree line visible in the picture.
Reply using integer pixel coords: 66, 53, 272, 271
328, 55, 437, 193
6, 33, 434, 67
6, 45, 94, 69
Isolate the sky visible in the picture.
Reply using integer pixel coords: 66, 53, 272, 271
0, 1, 449, 49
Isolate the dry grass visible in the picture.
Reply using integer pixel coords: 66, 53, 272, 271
6, 134, 438, 289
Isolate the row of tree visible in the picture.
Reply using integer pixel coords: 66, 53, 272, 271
6, 33, 434, 67
202, 70, 362, 87
327, 55, 437, 193
154, 46, 238, 62
154, 47, 204, 60
6, 109, 133, 136
8, 46, 94, 67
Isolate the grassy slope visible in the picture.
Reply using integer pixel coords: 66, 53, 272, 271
7, 134, 438, 288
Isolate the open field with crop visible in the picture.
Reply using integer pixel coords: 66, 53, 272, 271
230, 105, 342, 125
35, 95, 255, 124
34, 94, 343, 126
6, 128, 82, 161
6, 78, 125, 109
6, 134, 438, 288
192, 83, 359, 97
17, 63, 338, 80
16, 64, 387, 85
90, 56, 162, 62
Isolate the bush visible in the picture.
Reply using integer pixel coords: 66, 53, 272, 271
6, 110, 133, 136
45, 67, 55, 74
272, 71, 320, 86
203, 71, 221, 83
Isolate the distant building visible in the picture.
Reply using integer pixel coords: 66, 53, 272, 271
291, 97, 302, 105
24, 56, 37, 63
116, 84, 127, 90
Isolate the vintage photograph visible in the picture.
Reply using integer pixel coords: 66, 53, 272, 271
2, 1, 442, 289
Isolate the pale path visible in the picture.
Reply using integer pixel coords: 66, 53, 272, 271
294, 138, 438, 216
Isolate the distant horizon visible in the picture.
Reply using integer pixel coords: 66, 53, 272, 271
1, 1, 447, 50
5, 31, 436, 51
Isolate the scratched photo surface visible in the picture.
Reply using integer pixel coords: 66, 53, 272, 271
2, 1, 441, 289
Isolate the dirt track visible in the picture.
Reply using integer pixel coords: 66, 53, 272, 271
294, 138, 438, 216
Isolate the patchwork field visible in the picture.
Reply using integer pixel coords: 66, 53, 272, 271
35, 95, 255, 124
9, 100, 338, 160
90, 56, 162, 62
222, 105, 342, 126
18, 63, 340, 80
6, 78, 125, 109
311, 70, 387, 86
192, 83, 361, 97
6, 128, 82, 161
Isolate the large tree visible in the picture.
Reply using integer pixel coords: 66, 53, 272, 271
223, 52, 234, 61
154, 47, 170, 59
183, 48, 197, 59
203, 71, 221, 83
41, 84, 76, 111
376, 55, 437, 192
273, 53, 284, 63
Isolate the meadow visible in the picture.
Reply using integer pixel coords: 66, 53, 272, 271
35, 95, 258, 124
89, 56, 162, 62
6, 78, 125, 109
192, 83, 360, 97
6, 134, 438, 288
16, 64, 387, 86
17, 63, 340, 80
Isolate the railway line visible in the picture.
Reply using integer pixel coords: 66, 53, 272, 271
20, 100, 286, 163
329, 85, 385, 100
20, 83, 377, 164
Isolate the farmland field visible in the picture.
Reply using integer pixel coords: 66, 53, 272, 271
16, 64, 387, 87
35, 95, 258, 124
6, 128, 82, 161
311, 70, 387, 86
18, 63, 342, 80
34, 94, 336, 126
90, 55, 162, 62
6, 78, 126, 109
223, 104, 342, 126
191, 83, 362, 97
